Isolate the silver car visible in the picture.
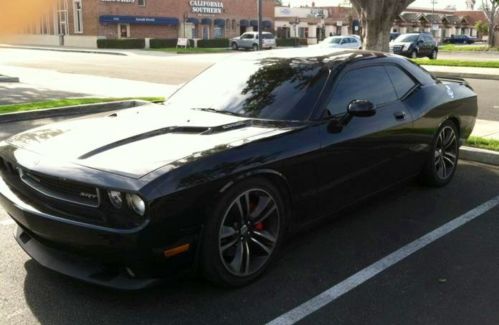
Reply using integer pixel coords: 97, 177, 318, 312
231, 32, 277, 50
316, 35, 362, 49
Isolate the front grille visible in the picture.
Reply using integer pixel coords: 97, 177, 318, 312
19, 169, 100, 208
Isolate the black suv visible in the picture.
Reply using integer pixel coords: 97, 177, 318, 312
389, 32, 438, 59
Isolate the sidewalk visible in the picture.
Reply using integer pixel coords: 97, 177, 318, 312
472, 119, 499, 140
423, 65, 499, 81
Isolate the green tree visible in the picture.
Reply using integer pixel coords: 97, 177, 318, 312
475, 20, 489, 39
350, 0, 416, 52
482, 0, 499, 46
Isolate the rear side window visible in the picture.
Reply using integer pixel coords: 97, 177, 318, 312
385, 65, 417, 98
326, 66, 398, 115
262, 34, 274, 39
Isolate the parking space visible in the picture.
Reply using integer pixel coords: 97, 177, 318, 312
1, 161, 499, 324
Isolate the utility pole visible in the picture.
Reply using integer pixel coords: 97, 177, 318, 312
431, 0, 438, 13
258, 0, 263, 50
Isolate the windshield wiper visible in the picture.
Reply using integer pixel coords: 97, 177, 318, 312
193, 108, 244, 117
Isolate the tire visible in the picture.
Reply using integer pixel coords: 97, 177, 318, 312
420, 120, 459, 187
429, 49, 438, 60
410, 50, 418, 59
252, 44, 259, 51
231, 42, 238, 50
201, 177, 287, 287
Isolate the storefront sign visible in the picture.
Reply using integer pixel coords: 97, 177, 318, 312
99, 15, 179, 26
189, 1, 224, 14
101, 0, 135, 3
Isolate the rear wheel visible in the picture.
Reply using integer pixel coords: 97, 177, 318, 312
420, 121, 459, 187
201, 178, 286, 287
252, 44, 259, 51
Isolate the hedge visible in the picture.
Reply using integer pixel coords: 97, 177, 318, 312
97, 38, 145, 49
276, 38, 308, 47
197, 38, 229, 48
150, 38, 195, 48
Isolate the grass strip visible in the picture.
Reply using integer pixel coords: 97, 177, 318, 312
465, 136, 499, 152
439, 44, 499, 52
0, 97, 164, 115
412, 58, 499, 68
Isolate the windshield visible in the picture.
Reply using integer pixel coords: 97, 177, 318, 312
394, 34, 419, 42
164, 57, 329, 121
321, 37, 342, 45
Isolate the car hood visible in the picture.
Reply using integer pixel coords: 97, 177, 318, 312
7, 104, 294, 178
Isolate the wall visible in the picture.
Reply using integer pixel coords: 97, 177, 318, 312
1, 34, 60, 46
63, 35, 100, 48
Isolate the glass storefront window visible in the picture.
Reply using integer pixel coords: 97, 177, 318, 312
214, 26, 224, 39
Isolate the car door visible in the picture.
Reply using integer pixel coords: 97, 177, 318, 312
241, 33, 253, 48
314, 63, 417, 217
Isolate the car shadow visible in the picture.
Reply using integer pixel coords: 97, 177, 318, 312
22, 162, 499, 325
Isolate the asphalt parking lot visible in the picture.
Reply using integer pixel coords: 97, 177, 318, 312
1, 157, 499, 324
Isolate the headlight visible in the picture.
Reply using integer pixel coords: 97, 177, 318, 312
108, 190, 123, 209
402, 44, 409, 51
126, 193, 146, 216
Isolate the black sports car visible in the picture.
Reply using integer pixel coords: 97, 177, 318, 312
0, 49, 477, 289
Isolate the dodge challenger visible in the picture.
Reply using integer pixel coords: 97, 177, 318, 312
0, 49, 477, 289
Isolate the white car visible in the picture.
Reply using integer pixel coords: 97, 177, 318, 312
231, 32, 277, 50
316, 35, 362, 49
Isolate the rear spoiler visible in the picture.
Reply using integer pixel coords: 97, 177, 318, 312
435, 75, 473, 90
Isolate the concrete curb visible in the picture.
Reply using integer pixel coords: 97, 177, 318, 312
430, 71, 499, 81
460, 146, 499, 166
0, 75, 19, 83
0, 45, 128, 56
0, 100, 152, 124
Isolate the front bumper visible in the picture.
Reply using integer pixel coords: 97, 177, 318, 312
0, 176, 195, 289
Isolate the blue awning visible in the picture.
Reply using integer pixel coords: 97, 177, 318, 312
201, 18, 212, 25
214, 19, 225, 27
263, 20, 272, 28
186, 17, 199, 24
250, 20, 259, 27
99, 15, 179, 26
240, 19, 249, 27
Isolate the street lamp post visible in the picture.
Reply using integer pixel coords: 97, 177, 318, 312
291, 17, 300, 47
257, 0, 263, 50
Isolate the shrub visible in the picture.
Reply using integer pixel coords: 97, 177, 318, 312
197, 38, 229, 48
97, 38, 145, 49
149, 39, 195, 48
276, 38, 308, 47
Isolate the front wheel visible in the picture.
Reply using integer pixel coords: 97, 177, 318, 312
429, 49, 438, 60
201, 178, 286, 287
420, 121, 459, 187
410, 50, 418, 59
231, 42, 238, 50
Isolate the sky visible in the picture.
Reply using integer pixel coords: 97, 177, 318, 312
288, 0, 470, 10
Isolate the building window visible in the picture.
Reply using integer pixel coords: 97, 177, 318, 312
55, 0, 69, 35
232, 19, 236, 30
73, 0, 83, 33
298, 27, 308, 39
138, 0, 146, 6
214, 26, 224, 39
118, 24, 130, 38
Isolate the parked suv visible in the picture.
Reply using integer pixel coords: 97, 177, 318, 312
231, 32, 277, 50
389, 32, 438, 59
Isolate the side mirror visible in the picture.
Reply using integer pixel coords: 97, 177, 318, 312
347, 100, 376, 118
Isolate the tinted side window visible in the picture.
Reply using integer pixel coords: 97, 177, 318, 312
385, 65, 417, 98
326, 66, 398, 115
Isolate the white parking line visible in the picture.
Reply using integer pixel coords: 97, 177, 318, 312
0, 219, 15, 226
267, 195, 499, 325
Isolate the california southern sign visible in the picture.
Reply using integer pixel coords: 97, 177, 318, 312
189, 1, 224, 14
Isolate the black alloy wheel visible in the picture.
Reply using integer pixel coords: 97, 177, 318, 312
201, 178, 286, 287
421, 120, 459, 187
